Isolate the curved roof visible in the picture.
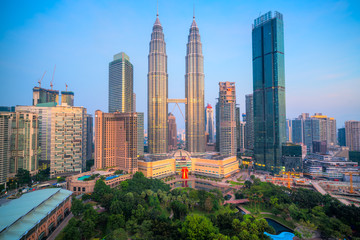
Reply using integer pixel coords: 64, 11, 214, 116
173, 149, 191, 159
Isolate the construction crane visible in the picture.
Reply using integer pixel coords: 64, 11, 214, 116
50, 65, 56, 90
343, 172, 360, 194
38, 71, 46, 88
65, 83, 68, 91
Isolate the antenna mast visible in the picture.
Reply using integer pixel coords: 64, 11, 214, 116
51, 64, 56, 90
38, 71, 46, 88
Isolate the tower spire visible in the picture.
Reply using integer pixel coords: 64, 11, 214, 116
157, 0, 159, 17
193, 2, 195, 19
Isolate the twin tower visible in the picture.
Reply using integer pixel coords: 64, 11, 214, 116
148, 13, 205, 154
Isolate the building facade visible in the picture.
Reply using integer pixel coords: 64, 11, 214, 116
60, 91, 74, 106
109, 52, 133, 113
345, 120, 360, 151
86, 114, 93, 162
245, 94, 254, 150
95, 110, 138, 172
0, 114, 11, 185
33, 87, 59, 106
185, 16, 205, 153
218, 82, 237, 156
137, 112, 144, 156
286, 119, 292, 142
168, 113, 177, 151
252, 11, 286, 172
205, 104, 215, 143
148, 14, 168, 154
338, 127, 346, 146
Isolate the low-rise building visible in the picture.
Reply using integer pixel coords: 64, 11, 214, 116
0, 188, 72, 240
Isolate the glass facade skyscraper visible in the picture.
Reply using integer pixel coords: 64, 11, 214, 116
185, 16, 205, 153
109, 52, 133, 113
245, 94, 254, 150
148, 14, 168, 154
205, 104, 215, 143
252, 11, 286, 172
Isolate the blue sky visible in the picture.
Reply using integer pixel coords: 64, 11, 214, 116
0, 0, 359, 130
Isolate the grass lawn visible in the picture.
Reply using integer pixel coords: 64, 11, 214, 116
242, 203, 273, 214
229, 181, 244, 185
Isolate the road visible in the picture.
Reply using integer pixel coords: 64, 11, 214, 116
47, 213, 73, 240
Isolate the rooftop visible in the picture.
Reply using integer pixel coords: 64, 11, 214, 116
0, 188, 72, 240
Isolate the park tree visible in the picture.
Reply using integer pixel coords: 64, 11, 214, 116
107, 214, 126, 231
16, 168, 31, 186
181, 214, 218, 240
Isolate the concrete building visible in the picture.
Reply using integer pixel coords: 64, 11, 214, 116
95, 110, 138, 173
185, 16, 205, 153
33, 87, 59, 106
286, 119, 292, 142
8, 112, 39, 176
168, 113, 177, 151
311, 113, 337, 148
252, 11, 286, 172
0, 114, 11, 186
205, 104, 215, 144
60, 91, 74, 106
133, 93, 136, 112
312, 140, 327, 154
245, 94, 254, 150
0, 188, 72, 240
345, 120, 360, 151
16, 104, 87, 176
109, 52, 133, 113
86, 114, 93, 162
148, 13, 168, 154
138, 150, 239, 179
137, 112, 144, 156
236, 107, 245, 153
218, 82, 237, 156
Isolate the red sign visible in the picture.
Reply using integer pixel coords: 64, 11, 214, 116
181, 167, 189, 179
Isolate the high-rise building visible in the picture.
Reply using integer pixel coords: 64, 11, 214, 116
185, 15, 205, 153
215, 101, 219, 152
236, 107, 246, 153
311, 113, 337, 147
8, 112, 39, 176
205, 104, 215, 143
148, 13, 168, 154
168, 113, 177, 151
61, 91, 74, 106
303, 118, 320, 152
338, 128, 346, 146
137, 112, 144, 156
281, 143, 303, 172
252, 11, 286, 172
16, 105, 87, 176
286, 119, 292, 142
245, 94, 254, 150
109, 52, 133, 113
345, 120, 360, 151
0, 114, 11, 186
133, 93, 136, 112
312, 140, 327, 154
33, 87, 59, 106
218, 82, 237, 156
292, 118, 304, 144
95, 110, 138, 172
86, 114, 93, 162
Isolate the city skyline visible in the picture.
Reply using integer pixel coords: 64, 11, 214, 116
1, 0, 360, 130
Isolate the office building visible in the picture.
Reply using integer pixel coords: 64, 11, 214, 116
0, 114, 11, 186
252, 11, 286, 172
281, 143, 303, 172
215, 102, 219, 152
245, 94, 254, 150
109, 52, 133, 113
95, 110, 138, 172
292, 118, 303, 144
345, 120, 360, 151
236, 108, 246, 154
312, 140, 327, 154
33, 87, 59, 106
311, 113, 337, 147
218, 82, 237, 156
338, 128, 346, 146
185, 15, 205, 153
303, 117, 320, 152
61, 91, 74, 106
205, 104, 215, 143
286, 119, 292, 142
133, 93, 136, 112
16, 104, 87, 176
137, 112, 144, 156
168, 113, 177, 151
148, 13, 168, 154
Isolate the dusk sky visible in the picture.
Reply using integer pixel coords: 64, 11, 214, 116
1, 0, 359, 130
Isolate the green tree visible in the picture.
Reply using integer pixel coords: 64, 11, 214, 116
62, 218, 81, 240
205, 196, 214, 212
107, 214, 125, 231
71, 198, 84, 217
16, 168, 31, 186
79, 219, 95, 240
107, 228, 128, 240
181, 214, 218, 240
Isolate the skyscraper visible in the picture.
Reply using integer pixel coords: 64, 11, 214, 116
345, 120, 360, 151
33, 87, 59, 106
133, 93, 136, 112
310, 113, 337, 148
218, 82, 237, 156
236, 107, 245, 153
109, 52, 133, 113
338, 128, 346, 146
286, 119, 292, 142
185, 15, 205, 153
0, 114, 11, 186
86, 114, 93, 162
245, 94, 254, 150
137, 112, 144, 156
168, 113, 177, 151
148, 13, 168, 154
95, 111, 138, 172
61, 91, 74, 106
205, 104, 215, 143
252, 11, 286, 172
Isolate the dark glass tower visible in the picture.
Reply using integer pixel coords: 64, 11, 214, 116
148, 13, 168, 154
185, 16, 205, 153
252, 11, 286, 172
